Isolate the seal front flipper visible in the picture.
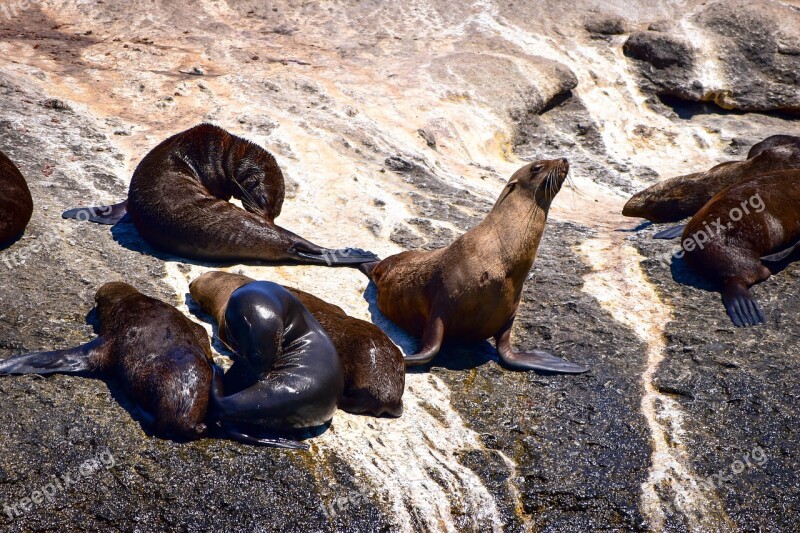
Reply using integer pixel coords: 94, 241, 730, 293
494, 315, 588, 373
0, 336, 107, 375
653, 224, 686, 240
722, 283, 765, 327
62, 200, 129, 225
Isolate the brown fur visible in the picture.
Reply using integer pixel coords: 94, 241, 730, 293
623, 143, 800, 223
189, 271, 405, 417
682, 170, 800, 326
0, 150, 33, 245
362, 159, 586, 373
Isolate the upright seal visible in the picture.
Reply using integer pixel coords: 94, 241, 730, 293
63, 123, 377, 266
679, 169, 800, 327
190, 271, 405, 417
0, 150, 33, 246
191, 279, 344, 438
359, 159, 588, 373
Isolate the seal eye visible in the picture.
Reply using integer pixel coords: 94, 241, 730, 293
532, 165, 543, 173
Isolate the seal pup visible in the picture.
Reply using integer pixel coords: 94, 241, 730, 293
190, 279, 344, 437
0, 150, 33, 246
0, 282, 304, 448
359, 159, 588, 373
62, 123, 377, 266
190, 271, 405, 417
623, 143, 800, 230
679, 169, 800, 327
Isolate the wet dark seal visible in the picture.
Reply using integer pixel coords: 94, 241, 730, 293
679, 169, 800, 327
0, 150, 33, 246
0, 282, 214, 440
62, 123, 377, 266
623, 142, 800, 225
358, 159, 588, 373
189, 278, 344, 441
190, 271, 404, 417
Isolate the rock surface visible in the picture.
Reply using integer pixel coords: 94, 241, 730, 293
0, 1, 798, 531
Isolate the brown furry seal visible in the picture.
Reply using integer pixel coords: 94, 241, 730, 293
0, 282, 214, 440
189, 271, 404, 417
0, 150, 33, 246
359, 159, 588, 373
623, 143, 800, 225
62, 123, 377, 266
680, 169, 800, 327
0, 282, 303, 448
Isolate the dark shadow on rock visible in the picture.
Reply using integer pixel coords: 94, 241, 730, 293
658, 94, 799, 121
615, 220, 653, 233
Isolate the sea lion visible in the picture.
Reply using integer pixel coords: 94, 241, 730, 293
623, 143, 800, 226
62, 123, 377, 266
0, 282, 304, 448
0, 150, 33, 246
190, 271, 405, 417
747, 134, 800, 159
359, 159, 588, 373
679, 169, 800, 327
189, 279, 345, 435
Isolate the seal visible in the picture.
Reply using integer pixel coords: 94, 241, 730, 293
190, 279, 345, 436
62, 123, 377, 266
358, 159, 588, 373
747, 134, 800, 159
190, 271, 405, 417
0, 282, 304, 448
679, 169, 800, 327
623, 143, 800, 226
0, 282, 214, 440
0, 150, 33, 246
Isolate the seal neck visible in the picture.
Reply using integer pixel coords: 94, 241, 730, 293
483, 187, 549, 275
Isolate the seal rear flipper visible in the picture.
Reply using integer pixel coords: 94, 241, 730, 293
223, 426, 308, 450
500, 350, 589, 374
62, 200, 129, 225
653, 224, 686, 240
296, 247, 380, 266
722, 284, 765, 327
761, 240, 800, 262
0, 336, 107, 375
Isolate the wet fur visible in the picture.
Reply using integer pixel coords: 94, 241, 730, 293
190, 272, 404, 417
0, 282, 214, 439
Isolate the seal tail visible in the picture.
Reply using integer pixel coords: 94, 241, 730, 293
0, 337, 106, 376
62, 200, 129, 225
